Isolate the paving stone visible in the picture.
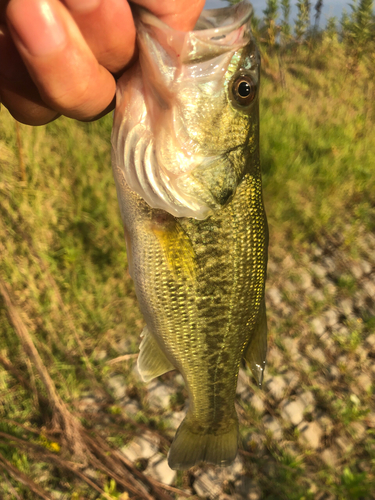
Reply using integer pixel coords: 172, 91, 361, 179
306, 346, 326, 364
324, 309, 338, 327
356, 346, 368, 363
366, 333, 375, 348
299, 270, 312, 290
335, 436, 353, 453
167, 410, 186, 430
299, 390, 315, 409
249, 393, 265, 413
322, 257, 336, 274
315, 493, 335, 500
280, 399, 305, 425
317, 414, 334, 434
283, 337, 300, 360
354, 290, 366, 309
217, 456, 244, 482
94, 349, 107, 361
310, 288, 325, 302
108, 375, 127, 399
267, 287, 282, 306
363, 279, 375, 297
266, 347, 284, 369
83, 468, 98, 480
321, 447, 339, 467
283, 443, 300, 458
351, 263, 363, 280
263, 414, 283, 440
349, 421, 367, 440
121, 434, 159, 462
266, 376, 287, 401
194, 470, 222, 499
311, 264, 327, 279
298, 421, 322, 449
280, 303, 293, 316
340, 298, 354, 317
121, 397, 141, 416
267, 259, 278, 274
51, 491, 65, 500
174, 374, 185, 386
77, 396, 98, 413
146, 453, 176, 485
284, 371, 300, 390
219, 494, 243, 500
115, 337, 133, 354
313, 246, 323, 257
284, 280, 297, 293
283, 255, 296, 269
147, 380, 173, 410
336, 325, 350, 338
296, 354, 311, 373
328, 365, 341, 380
243, 432, 266, 455
237, 368, 249, 397
357, 373, 372, 393
361, 260, 372, 275
235, 476, 261, 500
325, 282, 336, 296
311, 318, 325, 335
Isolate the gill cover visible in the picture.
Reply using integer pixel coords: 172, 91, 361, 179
111, 1, 254, 219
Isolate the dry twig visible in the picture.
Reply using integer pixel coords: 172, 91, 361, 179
0, 453, 52, 500
0, 279, 88, 460
107, 353, 138, 365
14, 120, 26, 182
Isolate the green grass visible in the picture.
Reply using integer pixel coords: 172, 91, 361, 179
260, 40, 375, 246
1, 39, 375, 498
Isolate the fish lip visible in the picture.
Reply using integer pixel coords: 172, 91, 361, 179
194, 1, 253, 37
136, 0, 253, 34
134, 0, 253, 59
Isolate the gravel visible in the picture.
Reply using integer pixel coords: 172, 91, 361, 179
75, 235, 375, 498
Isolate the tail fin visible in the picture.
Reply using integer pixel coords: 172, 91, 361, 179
167, 414, 238, 470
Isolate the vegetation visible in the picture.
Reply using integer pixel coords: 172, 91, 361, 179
0, 1, 374, 498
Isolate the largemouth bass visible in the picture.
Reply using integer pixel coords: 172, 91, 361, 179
111, 0, 268, 470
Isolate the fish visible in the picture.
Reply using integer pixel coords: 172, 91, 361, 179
111, 0, 268, 470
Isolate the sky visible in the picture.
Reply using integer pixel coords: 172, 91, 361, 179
204, 0, 354, 26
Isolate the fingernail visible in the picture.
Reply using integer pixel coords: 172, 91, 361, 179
7, 0, 67, 57
64, 0, 101, 14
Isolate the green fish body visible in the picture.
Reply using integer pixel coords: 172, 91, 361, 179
111, 0, 268, 470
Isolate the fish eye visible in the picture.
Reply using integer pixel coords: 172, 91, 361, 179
231, 75, 257, 107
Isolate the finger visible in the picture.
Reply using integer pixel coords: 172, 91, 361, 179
0, 25, 58, 124
62, 0, 136, 75
133, 0, 205, 31
0, 0, 8, 23
6, 0, 116, 121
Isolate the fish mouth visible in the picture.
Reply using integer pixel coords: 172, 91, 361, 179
135, 1, 253, 64
112, 1, 255, 219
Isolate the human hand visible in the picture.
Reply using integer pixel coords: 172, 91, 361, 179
0, 0, 205, 125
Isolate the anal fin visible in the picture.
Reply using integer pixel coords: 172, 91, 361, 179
137, 326, 175, 382
243, 297, 267, 387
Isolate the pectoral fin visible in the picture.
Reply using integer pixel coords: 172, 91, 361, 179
243, 297, 267, 387
137, 326, 175, 382
151, 217, 196, 280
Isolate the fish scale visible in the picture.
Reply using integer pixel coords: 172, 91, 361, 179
111, 0, 268, 469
